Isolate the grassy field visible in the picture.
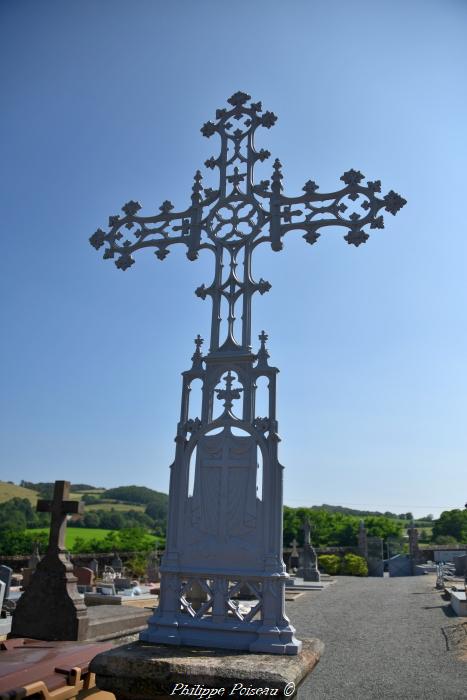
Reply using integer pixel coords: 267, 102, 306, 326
85, 502, 146, 513
28, 527, 114, 548
0, 482, 38, 504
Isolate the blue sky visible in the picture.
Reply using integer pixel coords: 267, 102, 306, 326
1, 0, 466, 518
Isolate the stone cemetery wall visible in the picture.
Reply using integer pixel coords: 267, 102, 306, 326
1, 549, 164, 574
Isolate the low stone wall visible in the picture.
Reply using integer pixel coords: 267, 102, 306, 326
1, 550, 165, 574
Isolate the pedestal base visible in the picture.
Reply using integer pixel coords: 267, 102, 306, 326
91, 637, 324, 699
140, 615, 302, 655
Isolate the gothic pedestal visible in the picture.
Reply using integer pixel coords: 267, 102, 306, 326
91, 638, 324, 699
141, 570, 301, 655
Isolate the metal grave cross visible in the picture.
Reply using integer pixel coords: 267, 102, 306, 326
89, 92, 405, 655
37, 480, 83, 553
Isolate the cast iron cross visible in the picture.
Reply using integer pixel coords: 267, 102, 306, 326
37, 480, 83, 553
89, 91, 406, 355
89, 92, 406, 655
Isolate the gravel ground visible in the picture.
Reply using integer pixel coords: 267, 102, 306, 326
287, 574, 467, 700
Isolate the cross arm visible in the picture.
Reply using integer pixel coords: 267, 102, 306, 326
266, 162, 406, 250
89, 171, 214, 270
37, 499, 84, 515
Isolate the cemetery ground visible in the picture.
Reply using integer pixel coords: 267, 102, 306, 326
290, 574, 467, 699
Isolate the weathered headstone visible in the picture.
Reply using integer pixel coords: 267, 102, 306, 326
111, 554, 123, 574
10, 480, 89, 641
297, 520, 320, 582
89, 91, 405, 655
73, 566, 94, 587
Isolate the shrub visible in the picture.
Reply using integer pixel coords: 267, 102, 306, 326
126, 553, 147, 578
433, 534, 458, 545
318, 554, 341, 575
340, 553, 368, 576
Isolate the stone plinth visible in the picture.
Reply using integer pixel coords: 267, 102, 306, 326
10, 600, 152, 644
91, 638, 323, 699
450, 590, 467, 617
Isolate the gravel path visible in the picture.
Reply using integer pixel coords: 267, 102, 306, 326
287, 575, 466, 699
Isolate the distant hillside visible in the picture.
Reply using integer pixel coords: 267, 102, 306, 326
0, 482, 38, 505
308, 504, 402, 519
6, 481, 414, 522
103, 485, 168, 508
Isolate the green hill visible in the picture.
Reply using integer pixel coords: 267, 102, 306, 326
0, 482, 38, 505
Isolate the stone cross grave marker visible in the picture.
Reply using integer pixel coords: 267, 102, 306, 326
90, 91, 405, 655
11, 480, 89, 641
36, 480, 84, 554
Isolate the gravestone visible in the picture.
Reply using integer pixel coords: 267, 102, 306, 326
111, 554, 123, 574
146, 546, 160, 583
22, 546, 42, 590
0, 566, 12, 602
454, 554, 466, 577
89, 558, 99, 577
297, 520, 320, 582
289, 538, 300, 572
0, 580, 5, 615
89, 91, 405, 655
114, 577, 133, 592
0, 579, 9, 636
10, 480, 89, 641
73, 566, 95, 587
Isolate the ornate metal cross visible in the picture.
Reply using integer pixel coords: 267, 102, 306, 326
37, 480, 83, 553
90, 92, 405, 655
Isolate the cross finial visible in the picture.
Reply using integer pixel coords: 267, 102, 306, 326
37, 480, 84, 554
192, 170, 203, 199
216, 371, 243, 413
271, 159, 283, 194
191, 334, 204, 370
256, 330, 270, 369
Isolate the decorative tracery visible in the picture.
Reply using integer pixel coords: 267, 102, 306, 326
90, 92, 406, 351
